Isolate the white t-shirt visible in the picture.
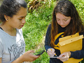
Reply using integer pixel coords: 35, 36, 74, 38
0, 29, 25, 63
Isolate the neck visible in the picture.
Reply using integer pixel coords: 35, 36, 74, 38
0, 23, 16, 36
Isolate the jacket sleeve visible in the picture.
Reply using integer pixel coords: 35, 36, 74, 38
70, 33, 84, 59
44, 24, 52, 51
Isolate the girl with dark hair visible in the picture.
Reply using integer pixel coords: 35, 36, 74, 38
45, 0, 84, 63
0, 0, 39, 63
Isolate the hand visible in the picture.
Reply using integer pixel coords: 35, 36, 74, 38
47, 48, 56, 57
57, 52, 71, 62
21, 50, 40, 62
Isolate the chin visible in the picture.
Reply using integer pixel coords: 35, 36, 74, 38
16, 27, 22, 29
61, 26, 66, 28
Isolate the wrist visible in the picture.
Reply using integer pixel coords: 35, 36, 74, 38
12, 56, 24, 63
69, 51, 71, 58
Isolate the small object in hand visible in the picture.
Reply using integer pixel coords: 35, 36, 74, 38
50, 55, 58, 58
34, 50, 45, 56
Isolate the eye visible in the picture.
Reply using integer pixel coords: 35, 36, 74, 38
63, 19, 68, 21
19, 18, 22, 21
64, 19, 67, 21
57, 19, 60, 21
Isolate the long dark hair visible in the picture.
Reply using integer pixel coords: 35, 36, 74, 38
0, 0, 27, 22
51, 0, 84, 46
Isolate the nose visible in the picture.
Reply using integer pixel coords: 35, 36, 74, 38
22, 18, 26, 24
59, 21, 64, 25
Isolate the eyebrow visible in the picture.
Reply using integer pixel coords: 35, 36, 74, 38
63, 18, 68, 20
56, 17, 69, 20
19, 14, 27, 18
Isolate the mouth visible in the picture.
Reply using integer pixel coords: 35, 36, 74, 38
61, 25, 64, 27
21, 25, 24, 27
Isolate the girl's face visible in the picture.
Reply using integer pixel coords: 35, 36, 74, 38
56, 13, 71, 28
7, 7, 27, 29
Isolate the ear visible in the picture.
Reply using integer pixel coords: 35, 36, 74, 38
4, 15, 9, 21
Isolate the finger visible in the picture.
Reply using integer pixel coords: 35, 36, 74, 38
59, 54, 65, 58
60, 59, 65, 62
32, 54, 40, 58
57, 57, 68, 62
57, 56, 65, 59
57, 56, 62, 59
61, 59, 68, 62
27, 50, 34, 53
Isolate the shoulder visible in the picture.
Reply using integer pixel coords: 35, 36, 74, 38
0, 29, 6, 38
47, 24, 51, 31
45, 24, 51, 36
0, 32, 4, 49
48, 24, 51, 28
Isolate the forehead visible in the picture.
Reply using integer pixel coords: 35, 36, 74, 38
15, 7, 27, 17
56, 13, 70, 19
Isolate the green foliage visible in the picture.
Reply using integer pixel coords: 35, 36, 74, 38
22, 1, 56, 63
33, 52, 50, 63
81, 60, 84, 63
25, 0, 33, 3
33, 47, 49, 63
70, 0, 84, 22
22, 1, 56, 51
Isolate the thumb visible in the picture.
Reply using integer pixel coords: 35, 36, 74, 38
27, 50, 34, 53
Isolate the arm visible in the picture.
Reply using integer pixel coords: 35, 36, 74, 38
0, 42, 3, 63
0, 58, 2, 63
12, 50, 39, 63
44, 24, 56, 57
45, 24, 52, 51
